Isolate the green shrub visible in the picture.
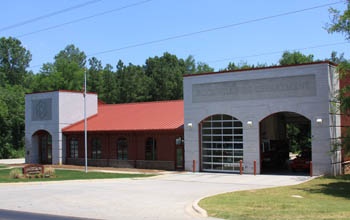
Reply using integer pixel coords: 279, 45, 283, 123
0, 144, 24, 159
11, 148, 25, 158
9, 169, 23, 179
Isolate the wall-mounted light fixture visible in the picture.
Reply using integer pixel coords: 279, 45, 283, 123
316, 118, 323, 125
187, 122, 193, 128
247, 120, 253, 128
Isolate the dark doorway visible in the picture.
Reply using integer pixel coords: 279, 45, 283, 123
175, 137, 184, 170
37, 131, 52, 164
260, 112, 311, 174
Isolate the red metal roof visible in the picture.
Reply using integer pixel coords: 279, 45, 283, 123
62, 100, 184, 132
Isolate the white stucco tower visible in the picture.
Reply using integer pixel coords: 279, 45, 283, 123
25, 91, 97, 165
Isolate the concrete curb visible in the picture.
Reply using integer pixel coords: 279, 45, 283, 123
191, 192, 233, 219
192, 197, 208, 217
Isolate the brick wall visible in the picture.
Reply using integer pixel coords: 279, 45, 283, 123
66, 158, 175, 170
136, 160, 174, 170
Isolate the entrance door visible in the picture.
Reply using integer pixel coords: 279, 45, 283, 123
176, 146, 184, 170
39, 133, 52, 164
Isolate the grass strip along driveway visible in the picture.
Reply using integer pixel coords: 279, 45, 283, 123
0, 166, 154, 183
199, 175, 350, 220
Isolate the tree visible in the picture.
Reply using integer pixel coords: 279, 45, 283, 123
87, 57, 103, 94
223, 61, 261, 71
30, 63, 61, 92
327, 2, 350, 40
145, 52, 186, 100
0, 37, 32, 86
28, 43, 89, 103
327, 1, 350, 156
329, 51, 346, 64
32, 45, 86, 92
117, 61, 150, 103
226, 62, 239, 71
279, 51, 314, 65
196, 62, 214, 74
53, 44, 86, 90
0, 85, 26, 158
30, 45, 86, 92
184, 55, 196, 74
0, 37, 31, 158
99, 64, 119, 103
54, 44, 86, 68
184, 55, 214, 74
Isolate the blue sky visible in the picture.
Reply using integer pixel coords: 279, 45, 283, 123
1, 0, 349, 73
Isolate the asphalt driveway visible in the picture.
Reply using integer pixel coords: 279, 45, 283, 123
0, 172, 311, 220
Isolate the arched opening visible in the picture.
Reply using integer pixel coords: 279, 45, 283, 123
33, 130, 52, 164
260, 112, 311, 174
200, 114, 243, 173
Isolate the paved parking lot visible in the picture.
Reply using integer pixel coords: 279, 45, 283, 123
0, 172, 311, 219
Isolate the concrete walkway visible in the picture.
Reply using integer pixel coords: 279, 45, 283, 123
0, 158, 25, 165
0, 172, 311, 220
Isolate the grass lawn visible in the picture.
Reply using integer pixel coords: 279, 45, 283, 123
0, 167, 154, 183
0, 164, 7, 169
199, 175, 350, 220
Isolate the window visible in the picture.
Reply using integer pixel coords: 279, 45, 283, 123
117, 138, 128, 160
201, 114, 243, 173
176, 136, 184, 145
145, 137, 157, 160
70, 139, 79, 158
92, 138, 102, 159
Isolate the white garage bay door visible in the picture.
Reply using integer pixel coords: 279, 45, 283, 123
201, 114, 243, 173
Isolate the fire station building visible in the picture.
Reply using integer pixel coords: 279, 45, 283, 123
25, 61, 344, 175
